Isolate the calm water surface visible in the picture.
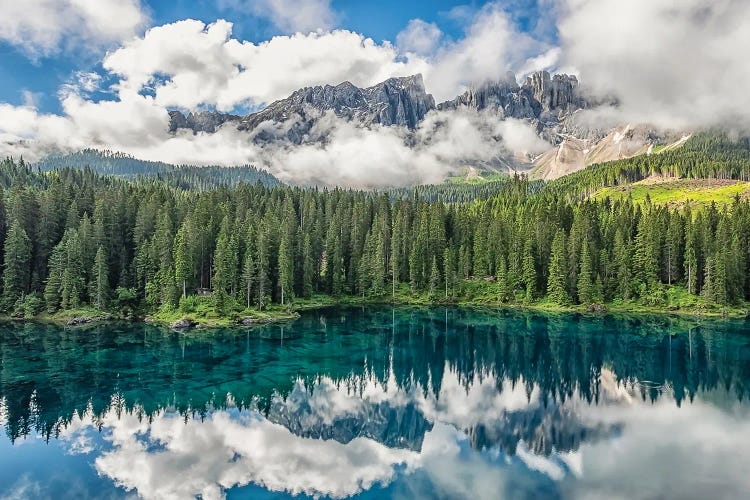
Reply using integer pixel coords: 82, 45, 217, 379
1, 307, 749, 499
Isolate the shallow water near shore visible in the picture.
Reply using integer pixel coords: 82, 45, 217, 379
1, 306, 749, 499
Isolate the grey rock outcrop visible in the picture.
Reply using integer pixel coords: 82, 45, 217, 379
524, 71, 584, 116
171, 318, 196, 329
168, 110, 241, 134
168, 71, 583, 140
438, 70, 585, 123
164, 71, 661, 182
169, 75, 436, 142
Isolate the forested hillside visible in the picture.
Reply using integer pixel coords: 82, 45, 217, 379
35, 149, 281, 190
548, 132, 750, 198
386, 175, 544, 203
0, 147, 748, 322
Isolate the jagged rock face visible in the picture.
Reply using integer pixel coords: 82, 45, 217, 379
170, 75, 436, 142
239, 75, 435, 137
524, 71, 585, 116
438, 70, 584, 123
168, 71, 581, 136
168, 110, 240, 134
165, 71, 666, 182
361, 75, 436, 129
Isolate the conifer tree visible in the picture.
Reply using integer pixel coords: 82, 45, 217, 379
547, 229, 570, 305
278, 230, 294, 305
390, 212, 402, 298
496, 256, 509, 303
302, 234, 314, 298
91, 245, 109, 309
2, 219, 31, 309
577, 240, 594, 305
429, 255, 440, 298
256, 221, 270, 309
60, 229, 84, 310
213, 214, 239, 307
613, 230, 634, 300
241, 226, 256, 309
443, 246, 454, 299
174, 221, 192, 299
522, 239, 536, 303
44, 244, 65, 312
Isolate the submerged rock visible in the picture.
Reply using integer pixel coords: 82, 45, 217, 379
67, 317, 92, 326
171, 318, 196, 329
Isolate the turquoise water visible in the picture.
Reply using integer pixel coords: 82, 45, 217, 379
1, 307, 750, 499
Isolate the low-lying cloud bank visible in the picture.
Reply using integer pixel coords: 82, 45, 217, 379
0, 0, 749, 187
0, 100, 548, 188
557, 0, 750, 132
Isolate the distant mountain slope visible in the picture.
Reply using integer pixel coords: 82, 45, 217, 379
170, 75, 436, 144
529, 125, 683, 180
169, 71, 587, 144
164, 70, 673, 182
543, 132, 750, 198
35, 149, 282, 189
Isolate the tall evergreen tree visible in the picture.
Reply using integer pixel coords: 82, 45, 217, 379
302, 234, 314, 298
91, 245, 109, 309
2, 219, 31, 309
522, 239, 536, 303
547, 229, 570, 305
577, 240, 594, 305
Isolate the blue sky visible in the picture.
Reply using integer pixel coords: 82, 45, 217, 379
0, 0, 551, 114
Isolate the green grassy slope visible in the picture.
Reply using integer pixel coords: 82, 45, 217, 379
592, 178, 750, 208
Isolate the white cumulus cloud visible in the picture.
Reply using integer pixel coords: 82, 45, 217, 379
102, 19, 426, 111
557, 0, 750, 131
0, 0, 147, 58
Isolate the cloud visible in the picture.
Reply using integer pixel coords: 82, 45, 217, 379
92, 407, 417, 499
45, 362, 750, 500
396, 20, 442, 56
21, 90, 42, 108
218, 0, 337, 33
58, 71, 103, 99
418, 3, 554, 102
256, 109, 548, 187
0, 8, 557, 188
102, 19, 426, 111
52, 367, 553, 499
0, 0, 147, 58
0, 94, 549, 188
557, 0, 750, 131
101, 6, 550, 112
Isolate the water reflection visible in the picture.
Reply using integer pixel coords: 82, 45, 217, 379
1, 307, 750, 499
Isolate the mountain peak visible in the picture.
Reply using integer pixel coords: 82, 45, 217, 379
170, 74, 436, 138
437, 70, 585, 120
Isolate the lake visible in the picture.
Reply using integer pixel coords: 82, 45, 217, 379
1, 307, 749, 499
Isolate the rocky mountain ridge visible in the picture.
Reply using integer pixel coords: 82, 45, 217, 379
167, 71, 670, 180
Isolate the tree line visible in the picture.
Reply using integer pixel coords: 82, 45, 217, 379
0, 137, 749, 318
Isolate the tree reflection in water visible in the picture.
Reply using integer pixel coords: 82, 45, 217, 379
1, 307, 749, 499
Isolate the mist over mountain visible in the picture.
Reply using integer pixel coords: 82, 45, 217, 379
166, 69, 682, 181
169, 74, 435, 142
169, 71, 582, 138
